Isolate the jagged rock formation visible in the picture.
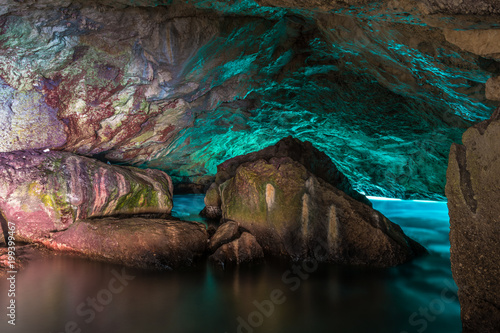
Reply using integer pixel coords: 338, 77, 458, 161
0, 150, 173, 243
446, 108, 500, 333
205, 138, 426, 266
0, 0, 498, 199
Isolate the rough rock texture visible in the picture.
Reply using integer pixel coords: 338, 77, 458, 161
446, 109, 500, 332
419, 0, 500, 15
209, 231, 264, 266
208, 221, 241, 253
207, 221, 265, 265
224, 136, 370, 205
208, 139, 426, 266
256, 0, 500, 16
0, 78, 67, 152
0, 150, 173, 243
201, 183, 223, 219
203, 136, 371, 219
0, 1, 497, 200
40, 218, 208, 270
444, 29, 500, 58
486, 76, 500, 101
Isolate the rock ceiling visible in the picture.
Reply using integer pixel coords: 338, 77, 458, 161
0, 0, 499, 199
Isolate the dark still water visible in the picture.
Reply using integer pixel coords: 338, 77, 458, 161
0, 195, 460, 333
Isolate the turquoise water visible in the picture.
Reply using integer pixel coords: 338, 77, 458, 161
171, 194, 209, 225
0, 195, 461, 333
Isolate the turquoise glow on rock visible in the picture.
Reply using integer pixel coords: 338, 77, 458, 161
0, 1, 496, 200
137, 6, 495, 200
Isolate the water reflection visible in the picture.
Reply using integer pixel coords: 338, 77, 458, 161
0, 196, 461, 333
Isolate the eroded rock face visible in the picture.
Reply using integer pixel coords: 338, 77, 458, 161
486, 76, 500, 101
206, 138, 426, 266
41, 218, 208, 270
203, 136, 371, 219
256, 0, 500, 16
0, 1, 496, 200
446, 109, 500, 332
0, 150, 173, 243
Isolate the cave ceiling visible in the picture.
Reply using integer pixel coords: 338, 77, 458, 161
0, 0, 499, 199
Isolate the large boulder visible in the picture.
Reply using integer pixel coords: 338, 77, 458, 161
204, 138, 426, 267
0, 150, 173, 243
446, 108, 500, 332
202, 136, 371, 219
40, 218, 208, 270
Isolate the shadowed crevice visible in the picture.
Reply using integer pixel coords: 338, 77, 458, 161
456, 145, 478, 214
0, 211, 9, 246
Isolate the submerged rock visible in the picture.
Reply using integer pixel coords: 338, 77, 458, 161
207, 220, 264, 265
446, 108, 500, 332
204, 138, 426, 266
41, 218, 208, 270
0, 150, 173, 243
0, 244, 50, 276
209, 230, 264, 266
208, 221, 241, 253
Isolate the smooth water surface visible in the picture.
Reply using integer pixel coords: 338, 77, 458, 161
0, 195, 460, 333
171, 194, 209, 225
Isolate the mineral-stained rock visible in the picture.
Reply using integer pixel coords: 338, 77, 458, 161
203, 136, 371, 220
209, 232, 264, 266
41, 218, 208, 270
0, 1, 494, 201
0, 150, 173, 243
256, 0, 500, 16
446, 108, 500, 332
206, 138, 426, 266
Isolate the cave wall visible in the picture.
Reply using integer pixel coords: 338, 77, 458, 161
0, 0, 498, 199
446, 108, 500, 332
